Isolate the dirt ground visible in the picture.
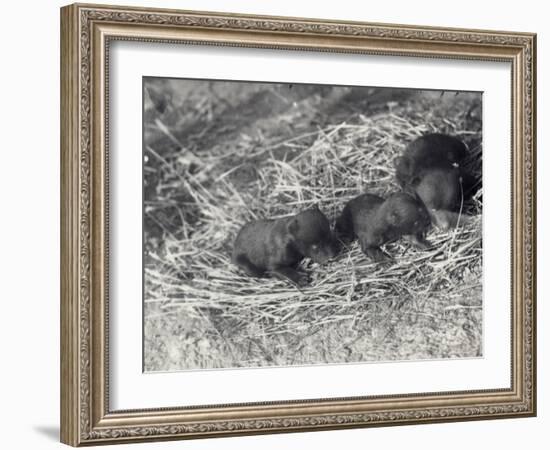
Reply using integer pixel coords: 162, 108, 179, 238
143, 78, 483, 372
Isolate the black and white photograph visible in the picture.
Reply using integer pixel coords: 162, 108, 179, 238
143, 78, 483, 372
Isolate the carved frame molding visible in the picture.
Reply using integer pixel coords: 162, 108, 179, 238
61, 3, 536, 446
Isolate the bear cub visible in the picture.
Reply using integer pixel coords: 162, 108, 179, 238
336, 193, 432, 262
394, 133, 478, 229
394, 133, 468, 188
232, 205, 339, 286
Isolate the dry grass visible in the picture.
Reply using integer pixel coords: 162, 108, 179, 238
143, 81, 482, 372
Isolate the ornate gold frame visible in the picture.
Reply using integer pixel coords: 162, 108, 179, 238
60, 2, 536, 446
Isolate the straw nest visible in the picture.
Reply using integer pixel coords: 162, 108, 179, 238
143, 82, 482, 371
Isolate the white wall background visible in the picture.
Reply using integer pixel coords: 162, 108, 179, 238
0, 1, 545, 449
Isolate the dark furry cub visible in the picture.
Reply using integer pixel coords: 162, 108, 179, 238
394, 133, 468, 188
336, 192, 432, 262
232, 206, 339, 286
394, 133, 479, 229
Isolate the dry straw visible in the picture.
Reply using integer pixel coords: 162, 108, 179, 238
144, 85, 482, 371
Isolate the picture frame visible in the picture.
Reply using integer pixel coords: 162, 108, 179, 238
60, 2, 536, 446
